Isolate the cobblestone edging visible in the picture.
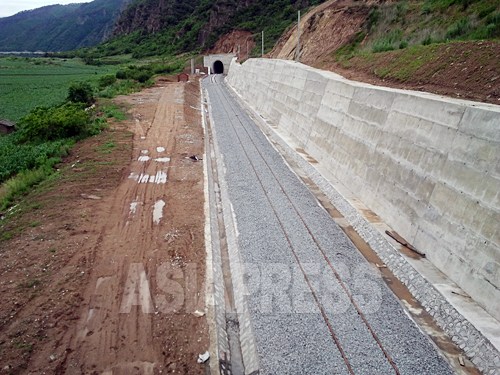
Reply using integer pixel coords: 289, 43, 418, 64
223, 81, 500, 375
202, 86, 230, 373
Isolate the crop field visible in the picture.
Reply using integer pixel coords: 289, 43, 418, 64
0, 57, 117, 122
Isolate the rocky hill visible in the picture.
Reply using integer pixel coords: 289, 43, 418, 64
1, 0, 326, 56
0, 0, 131, 52
113, 0, 199, 35
82, 0, 326, 58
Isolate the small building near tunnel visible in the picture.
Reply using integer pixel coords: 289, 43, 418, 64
203, 54, 236, 75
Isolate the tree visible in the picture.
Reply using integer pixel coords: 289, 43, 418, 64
67, 82, 95, 105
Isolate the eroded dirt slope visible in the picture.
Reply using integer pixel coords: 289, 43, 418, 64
209, 30, 256, 61
269, 0, 500, 104
328, 40, 500, 104
0, 79, 209, 374
269, 0, 376, 64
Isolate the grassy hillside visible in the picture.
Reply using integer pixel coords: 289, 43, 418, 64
77, 0, 325, 58
361, 0, 500, 54
0, 0, 131, 52
271, 0, 499, 103
333, 0, 500, 103
2, 0, 327, 58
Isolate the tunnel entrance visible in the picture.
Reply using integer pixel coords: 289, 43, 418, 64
213, 60, 224, 74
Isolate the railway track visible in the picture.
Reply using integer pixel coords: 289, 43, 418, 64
202, 74, 455, 375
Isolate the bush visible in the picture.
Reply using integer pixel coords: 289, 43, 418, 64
116, 70, 127, 79
67, 81, 95, 105
98, 79, 143, 98
446, 17, 471, 39
422, 35, 434, 45
367, 7, 381, 31
421, 4, 431, 15
372, 42, 395, 53
83, 57, 102, 66
114, 66, 153, 82
0, 165, 53, 210
102, 105, 126, 121
136, 71, 152, 83
372, 29, 403, 53
0, 134, 73, 184
478, 5, 496, 19
127, 66, 153, 82
98, 74, 117, 89
485, 11, 500, 37
17, 103, 90, 143
151, 61, 184, 75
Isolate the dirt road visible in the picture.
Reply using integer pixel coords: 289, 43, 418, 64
0, 79, 209, 374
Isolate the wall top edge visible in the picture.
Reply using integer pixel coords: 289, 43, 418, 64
235, 58, 500, 112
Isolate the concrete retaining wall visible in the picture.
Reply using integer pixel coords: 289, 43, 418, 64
226, 58, 500, 322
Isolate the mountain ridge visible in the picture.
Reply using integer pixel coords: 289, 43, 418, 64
0, 0, 131, 52
0, 0, 325, 57
80, 0, 325, 58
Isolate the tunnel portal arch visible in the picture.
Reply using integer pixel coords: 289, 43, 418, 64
203, 54, 235, 75
213, 60, 224, 74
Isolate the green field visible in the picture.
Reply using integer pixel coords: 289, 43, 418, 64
0, 57, 118, 122
0, 56, 126, 211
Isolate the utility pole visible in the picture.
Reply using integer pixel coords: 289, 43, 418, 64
261, 30, 264, 57
295, 10, 301, 62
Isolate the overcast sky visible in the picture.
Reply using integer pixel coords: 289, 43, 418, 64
0, 0, 93, 18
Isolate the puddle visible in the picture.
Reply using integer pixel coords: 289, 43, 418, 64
139, 174, 150, 183
402, 300, 424, 316
155, 171, 168, 184
130, 202, 139, 215
153, 200, 166, 224
96, 276, 113, 289
86, 308, 95, 323
156, 146, 165, 153
128, 172, 139, 181
155, 157, 171, 163
138, 156, 151, 162
141, 150, 149, 154
138, 171, 167, 184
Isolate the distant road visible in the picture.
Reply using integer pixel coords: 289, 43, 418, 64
0, 51, 47, 55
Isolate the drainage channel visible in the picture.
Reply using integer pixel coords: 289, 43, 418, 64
202, 81, 249, 375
